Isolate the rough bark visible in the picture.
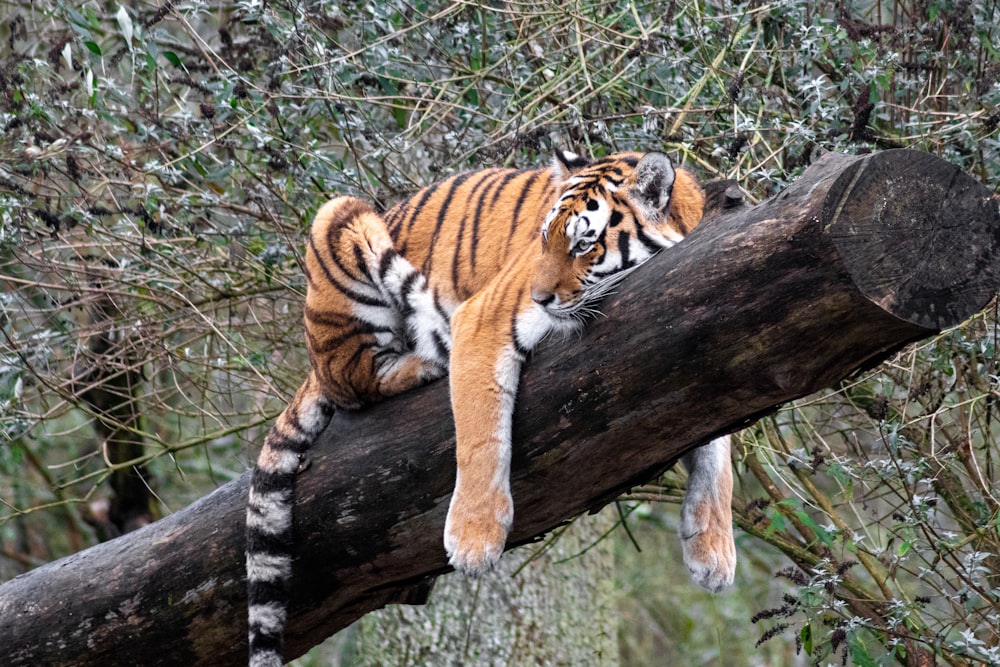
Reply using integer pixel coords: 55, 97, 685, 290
78, 281, 156, 538
358, 509, 619, 667
0, 149, 996, 666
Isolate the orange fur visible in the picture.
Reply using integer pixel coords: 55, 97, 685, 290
246, 150, 734, 667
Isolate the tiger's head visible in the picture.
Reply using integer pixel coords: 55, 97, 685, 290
530, 150, 704, 319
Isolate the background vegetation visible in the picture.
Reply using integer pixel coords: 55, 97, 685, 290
1, 0, 997, 665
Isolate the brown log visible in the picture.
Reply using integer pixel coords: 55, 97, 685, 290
0, 149, 996, 666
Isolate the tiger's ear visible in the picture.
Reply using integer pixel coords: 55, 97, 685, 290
551, 148, 590, 182
632, 152, 676, 219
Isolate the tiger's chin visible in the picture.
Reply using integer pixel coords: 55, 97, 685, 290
542, 307, 582, 322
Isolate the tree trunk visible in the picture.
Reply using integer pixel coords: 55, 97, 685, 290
78, 280, 156, 538
357, 509, 619, 667
0, 149, 996, 666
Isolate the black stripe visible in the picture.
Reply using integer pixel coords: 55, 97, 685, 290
262, 428, 309, 455
397, 178, 450, 255
249, 468, 296, 495
247, 576, 289, 605
508, 170, 543, 246
634, 222, 663, 253
327, 232, 367, 284
305, 228, 340, 288
398, 271, 421, 317
618, 229, 631, 267
323, 224, 388, 306
305, 307, 394, 334
343, 339, 380, 379
317, 400, 336, 419
432, 291, 450, 325
306, 324, 381, 355
246, 524, 294, 559
304, 307, 362, 329
431, 330, 449, 361
376, 250, 414, 311
249, 634, 283, 658
589, 268, 617, 280
353, 242, 374, 282
384, 200, 407, 234
593, 155, 638, 169
422, 171, 475, 275
248, 618, 284, 654
287, 404, 327, 438
308, 228, 386, 308
472, 170, 521, 272
451, 171, 498, 293
592, 229, 608, 264
377, 247, 398, 279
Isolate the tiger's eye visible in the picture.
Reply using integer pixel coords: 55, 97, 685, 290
572, 241, 594, 256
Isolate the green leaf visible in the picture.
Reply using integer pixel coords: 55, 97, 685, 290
763, 508, 787, 537
116, 5, 134, 47
163, 51, 182, 67
391, 106, 407, 130
797, 511, 834, 547
84, 40, 102, 56
897, 540, 911, 557
800, 624, 813, 655
848, 633, 879, 667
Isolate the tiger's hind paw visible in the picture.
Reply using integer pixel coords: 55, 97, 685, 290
681, 529, 736, 593
680, 499, 736, 593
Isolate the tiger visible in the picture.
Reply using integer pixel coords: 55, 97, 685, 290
245, 150, 737, 667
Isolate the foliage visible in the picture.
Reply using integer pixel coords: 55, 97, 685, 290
632, 306, 1000, 666
0, 0, 997, 664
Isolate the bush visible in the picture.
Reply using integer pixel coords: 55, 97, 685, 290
0, 1, 997, 664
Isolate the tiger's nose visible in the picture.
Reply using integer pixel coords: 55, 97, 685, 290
531, 289, 555, 306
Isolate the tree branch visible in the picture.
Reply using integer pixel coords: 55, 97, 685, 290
1, 150, 997, 666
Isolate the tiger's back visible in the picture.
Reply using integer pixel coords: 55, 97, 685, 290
383, 165, 559, 303
246, 150, 721, 667
380, 154, 704, 305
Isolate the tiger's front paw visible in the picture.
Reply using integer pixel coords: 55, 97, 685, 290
680, 495, 736, 593
443, 489, 513, 576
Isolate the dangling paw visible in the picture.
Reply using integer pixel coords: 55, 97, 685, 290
679, 494, 736, 593
443, 488, 513, 576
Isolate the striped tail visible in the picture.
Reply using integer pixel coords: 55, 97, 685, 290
246, 372, 334, 667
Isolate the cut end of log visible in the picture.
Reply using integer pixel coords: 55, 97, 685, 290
822, 149, 1000, 330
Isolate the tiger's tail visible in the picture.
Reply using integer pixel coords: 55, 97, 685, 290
246, 372, 334, 667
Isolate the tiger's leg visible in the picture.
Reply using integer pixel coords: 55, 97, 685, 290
372, 349, 448, 398
363, 253, 452, 398
679, 435, 736, 592
443, 298, 525, 575
312, 198, 451, 400
376, 251, 452, 375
